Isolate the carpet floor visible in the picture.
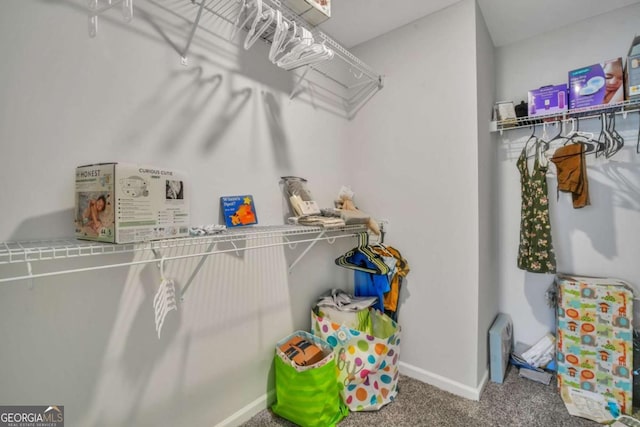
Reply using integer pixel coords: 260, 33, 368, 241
243, 366, 601, 426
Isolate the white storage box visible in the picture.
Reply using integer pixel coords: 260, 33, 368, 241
75, 162, 190, 243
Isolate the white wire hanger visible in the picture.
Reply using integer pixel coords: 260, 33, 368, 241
244, 0, 275, 50
153, 257, 177, 339
230, 0, 255, 41
268, 10, 289, 63
278, 40, 334, 71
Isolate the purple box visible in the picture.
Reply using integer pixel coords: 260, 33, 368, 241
569, 58, 624, 110
528, 84, 568, 117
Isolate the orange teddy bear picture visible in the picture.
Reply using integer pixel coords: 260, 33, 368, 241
231, 202, 256, 225
221, 195, 258, 227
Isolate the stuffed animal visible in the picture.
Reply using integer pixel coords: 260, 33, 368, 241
336, 192, 380, 235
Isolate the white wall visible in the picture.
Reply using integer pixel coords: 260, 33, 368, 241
0, 1, 357, 426
349, 0, 486, 393
474, 1, 498, 386
495, 3, 640, 346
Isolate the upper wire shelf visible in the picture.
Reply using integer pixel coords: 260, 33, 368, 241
492, 98, 640, 133
200, 0, 383, 116
87, 0, 383, 118
0, 224, 367, 265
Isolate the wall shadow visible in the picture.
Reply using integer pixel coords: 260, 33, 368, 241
263, 91, 291, 171
117, 66, 206, 146
201, 87, 253, 152
160, 72, 224, 152
40, 0, 294, 94
118, 261, 182, 425
10, 208, 76, 241
40, 0, 363, 120
523, 273, 556, 339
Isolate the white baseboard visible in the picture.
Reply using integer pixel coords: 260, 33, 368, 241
399, 361, 489, 401
214, 389, 275, 427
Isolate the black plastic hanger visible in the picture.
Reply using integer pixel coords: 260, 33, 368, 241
567, 117, 599, 154
335, 232, 389, 274
605, 111, 624, 158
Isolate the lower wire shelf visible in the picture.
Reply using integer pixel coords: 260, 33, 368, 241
0, 224, 368, 284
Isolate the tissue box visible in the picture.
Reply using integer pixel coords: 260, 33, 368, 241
528, 85, 568, 117
75, 162, 190, 243
625, 36, 640, 99
569, 58, 624, 110
283, 0, 330, 26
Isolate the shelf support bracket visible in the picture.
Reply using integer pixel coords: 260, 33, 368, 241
152, 248, 162, 268
288, 230, 326, 273
290, 66, 311, 100
87, 0, 130, 38
228, 240, 241, 257
180, 0, 207, 66
180, 241, 216, 301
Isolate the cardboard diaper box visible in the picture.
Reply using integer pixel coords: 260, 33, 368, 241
569, 58, 624, 110
625, 36, 640, 99
528, 84, 568, 117
279, 335, 325, 366
75, 162, 190, 243
283, 0, 330, 26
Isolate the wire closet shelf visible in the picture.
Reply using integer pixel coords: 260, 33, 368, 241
493, 98, 640, 133
88, 0, 384, 118
0, 224, 369, 284
198, 0, 383, 116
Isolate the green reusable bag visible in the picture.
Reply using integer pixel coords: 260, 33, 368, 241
272, 331, 348, 427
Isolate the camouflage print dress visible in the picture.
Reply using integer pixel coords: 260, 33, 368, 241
517, 142, 556, 273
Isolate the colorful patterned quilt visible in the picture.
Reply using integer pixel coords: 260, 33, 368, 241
556, 274, 634, 419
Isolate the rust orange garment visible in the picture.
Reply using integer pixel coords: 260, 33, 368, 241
371, 246, 409, 317
550, 144, 590, 209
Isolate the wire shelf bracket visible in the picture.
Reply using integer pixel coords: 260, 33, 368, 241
88, 0, 133, 38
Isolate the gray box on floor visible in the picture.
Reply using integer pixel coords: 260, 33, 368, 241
489, 313, 513, 383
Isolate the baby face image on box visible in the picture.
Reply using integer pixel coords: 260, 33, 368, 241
75, 164, 116, 242
569, 58, 624, 109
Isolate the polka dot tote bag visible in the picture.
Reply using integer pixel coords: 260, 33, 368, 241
311, 308, 401, 411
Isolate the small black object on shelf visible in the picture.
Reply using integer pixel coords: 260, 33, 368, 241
515, 100, 528, 118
